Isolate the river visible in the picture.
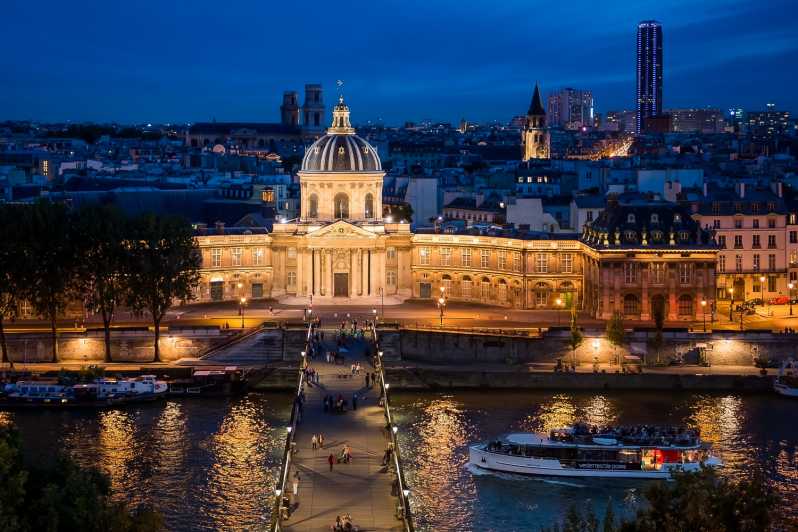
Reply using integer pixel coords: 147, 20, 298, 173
2, 391, 796, 531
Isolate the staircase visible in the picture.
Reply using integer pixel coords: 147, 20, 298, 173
204, 328, 285, 366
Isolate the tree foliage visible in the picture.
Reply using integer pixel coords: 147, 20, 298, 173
546, 468, 777, 532
0, 425, 163, 531
568, 306, 583, 366
606, 311, 625, 365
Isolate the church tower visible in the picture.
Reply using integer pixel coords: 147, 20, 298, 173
280, 91, 299, 127
522, 83, 550, 161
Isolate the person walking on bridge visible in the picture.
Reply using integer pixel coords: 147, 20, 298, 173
328, 453, 335, 472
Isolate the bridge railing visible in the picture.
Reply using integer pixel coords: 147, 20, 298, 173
270, 322, 313, 532
370, 323, 415, 532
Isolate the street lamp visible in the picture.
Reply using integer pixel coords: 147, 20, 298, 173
728, 287, 734, 320
790, 282, 794, 316
239, 297, 247, 328
555, 298, 563, 327
701, 299, 707, 332
759, 275, 766, 309
437, 296, 446, 327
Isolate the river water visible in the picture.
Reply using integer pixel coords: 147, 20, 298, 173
2, 391, 797, 531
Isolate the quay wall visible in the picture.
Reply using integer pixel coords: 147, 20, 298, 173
3, 328, 233, 363
386, 328, 798, 367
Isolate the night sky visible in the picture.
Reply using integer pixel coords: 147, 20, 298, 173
1, 0, 796, 124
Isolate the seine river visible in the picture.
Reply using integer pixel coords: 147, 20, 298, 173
2, 391, 797, 531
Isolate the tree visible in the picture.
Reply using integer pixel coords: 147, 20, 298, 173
649, 297, 666, 365
73, 205, 130, 363
125, 214, 200, 362
0, 205, 27, 367
568, 304, 583, 368
0, 425, 163, 531
606, 311, 625, 367
22, 201, 79, 362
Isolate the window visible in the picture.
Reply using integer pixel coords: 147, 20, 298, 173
734, 219, 743, 229
461, 248, 471, 267
651, 263, 665, 283
768, 254, 776, 271
768, 276, 777, 292
287, 271, 296, 288
308, 194, 318, 218
718, 255, 726, 273
535, 288, 548, 307
768, 218, 776, 229
791, 251, 798, 266
480, 249, 490, 268
623, 294, 640, 316
790, 231, 797, 244
623, 263, 637, 284
768, 235, 777, 248
651, 213, 660, 224
735, 255, 743, 272
562, 253, 573, 274
586, 211, 594, 222
440, 247, 451, 266
752, 235, 761, 248
387, 247, 397, 261
462, 277, 472, 298
627, 214, 636, 224
287, 247, 297, 259
441, 276, 452, 293
718, 235, 726, 248
753, 219, 759, 229
231, 247, 242, 266
211, 248, 222, 268
679, 263, 691, 285
513, 252, 522, 272
253, 248, 264, 266
387, 271, 397, 286
420, 247, 430, 265
713, 219, 720, 229
364, 193, 374, 219
535, 253, 548, 273
734, 235, 743, 249
753, 254, 760, 271
678, 295, 693, 316
498, 250, 507, 269
334, 193, 349, 219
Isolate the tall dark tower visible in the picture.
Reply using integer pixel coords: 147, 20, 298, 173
280, 91, 299, 127
302, 84, 325, 133
636, 20, 663, 134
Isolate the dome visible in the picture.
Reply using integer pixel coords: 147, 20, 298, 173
300, 96, 382, 173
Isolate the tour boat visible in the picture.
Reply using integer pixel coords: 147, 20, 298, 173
2, 375, 168, 407
469, 423, 722, 479
774, 358, 798, 398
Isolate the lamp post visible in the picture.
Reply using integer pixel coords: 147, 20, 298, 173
728, 287, 734, 321
790, 282, 795, 316
239, 297, 247, 328
555, 298, 563, 327
437, 296, 446, 327
379, 287, 385, 320
759, 275, 766, 310
701, 299, 707, 332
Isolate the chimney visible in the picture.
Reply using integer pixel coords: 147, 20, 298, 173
771, 180, 783, 198
215, 221, 225, 235
702, 182, 708, 197
736, 182, 745, 198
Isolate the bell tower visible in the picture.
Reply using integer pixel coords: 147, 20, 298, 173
522, 83, 550, 161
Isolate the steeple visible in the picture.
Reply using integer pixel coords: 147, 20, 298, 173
328, 95, 355, 135
528, 83, 545, 116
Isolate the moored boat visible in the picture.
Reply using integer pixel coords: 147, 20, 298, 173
2, 375, 168, 408
469, 423, 722, 479
774, 358, 798, 398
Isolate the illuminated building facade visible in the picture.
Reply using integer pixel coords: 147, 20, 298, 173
522, 84, 550, 161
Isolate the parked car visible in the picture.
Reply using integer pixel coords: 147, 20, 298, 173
735, 304, 755, 315
768, 295, 790, 305
746, 298, 764, 306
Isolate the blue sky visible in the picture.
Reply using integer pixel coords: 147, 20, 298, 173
1, 0, 796, 124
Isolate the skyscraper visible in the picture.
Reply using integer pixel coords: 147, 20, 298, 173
636, 20, 663, 134
547, 88, 594, 130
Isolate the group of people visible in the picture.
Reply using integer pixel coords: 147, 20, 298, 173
381, 442, 394, 466
331, 513, 356, 532
311, 433, 325, 450
303, 365, 321, 385
324, 394, 349, 413
327, 444, 353, 470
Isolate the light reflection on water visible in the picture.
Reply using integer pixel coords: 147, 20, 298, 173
392, 391, 798, 532
4, 394, 291, 532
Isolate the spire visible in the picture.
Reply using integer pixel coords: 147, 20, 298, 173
528, 83, 545, 116
328, 94, 355, 134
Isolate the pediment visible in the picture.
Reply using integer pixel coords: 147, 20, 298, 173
306, 220, 378, 239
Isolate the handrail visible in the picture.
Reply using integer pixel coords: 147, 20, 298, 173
199, 322, 266, 359
370, 323, 415, 532
270, 322, 313, 532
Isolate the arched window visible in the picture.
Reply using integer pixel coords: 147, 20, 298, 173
334, 193, 349, 219
497, 279, 508, 301
535, 282, 549, 307
461, 276, 472, 298
441, 274, 452, 295
364, 193, 374, 219
678, 295, 693, 316
623, 294, 640, 316
308, 194, 318, 219
480, 277, 491, 299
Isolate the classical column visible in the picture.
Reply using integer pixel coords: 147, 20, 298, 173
296, 249, 305, 296
641, 265, 650, 320
320, 251, 326, 296
329, 250, 334, 296
354, 249, 361, 296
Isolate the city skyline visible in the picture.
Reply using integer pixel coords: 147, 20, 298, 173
1, 0, 797, 124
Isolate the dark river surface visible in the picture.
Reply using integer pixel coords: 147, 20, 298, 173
3, 391, 797, 531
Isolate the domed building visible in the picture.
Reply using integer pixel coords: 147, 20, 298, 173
268, 96, 413, 300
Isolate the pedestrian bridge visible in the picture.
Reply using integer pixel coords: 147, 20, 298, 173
270, 324, 413, 532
